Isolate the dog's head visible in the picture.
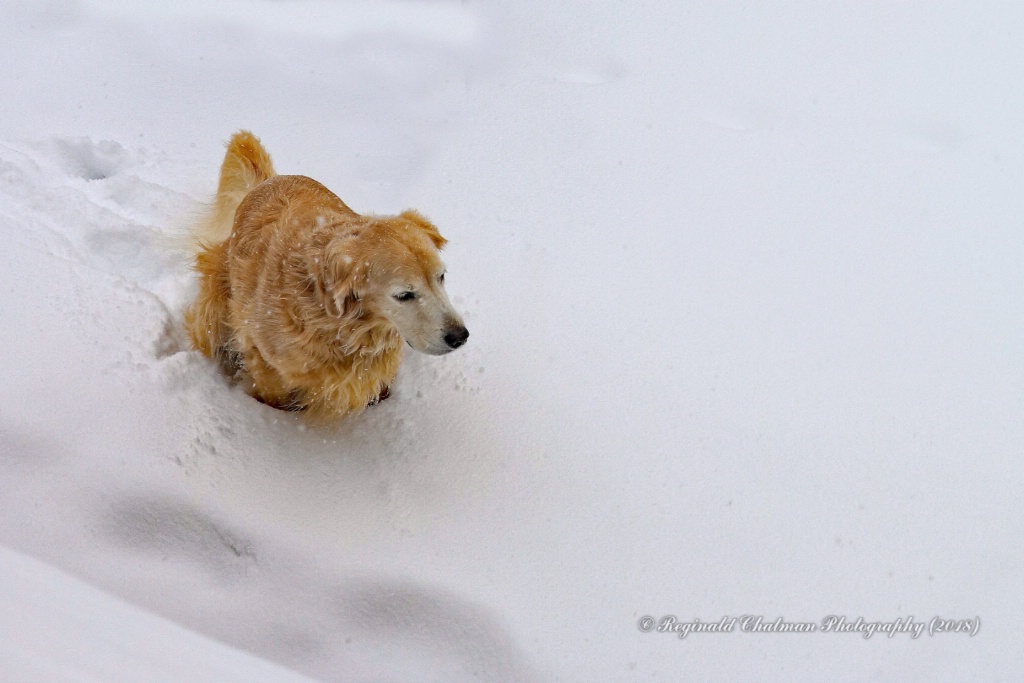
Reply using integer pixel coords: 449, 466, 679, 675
318, 210, 468, 355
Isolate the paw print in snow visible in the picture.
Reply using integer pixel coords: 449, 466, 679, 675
54, 137, 127, 180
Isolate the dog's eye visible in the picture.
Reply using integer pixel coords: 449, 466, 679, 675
394, 291, 417, 302
438, 273, 445, 284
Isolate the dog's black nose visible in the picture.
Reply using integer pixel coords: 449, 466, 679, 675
444, 325, 470, 349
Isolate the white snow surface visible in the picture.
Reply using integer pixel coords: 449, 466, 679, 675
0, 545, 316, 682
1, 1, 1022, 681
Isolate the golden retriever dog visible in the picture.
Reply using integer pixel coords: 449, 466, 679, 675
184, 131, 468, 419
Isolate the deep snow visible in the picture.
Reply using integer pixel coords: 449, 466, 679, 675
0, 1, 1022, 681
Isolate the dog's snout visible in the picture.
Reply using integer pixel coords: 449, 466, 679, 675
444, 325, 470, 349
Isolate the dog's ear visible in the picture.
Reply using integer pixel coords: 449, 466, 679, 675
312, 238, 362, 319
314, 272, 346, 318
400, 209, 447, 250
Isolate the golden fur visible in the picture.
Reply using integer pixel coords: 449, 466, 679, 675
184, 131, 468, 420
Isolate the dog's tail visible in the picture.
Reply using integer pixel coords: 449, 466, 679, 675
192, 130, 276, 247
183, 131, 275, 358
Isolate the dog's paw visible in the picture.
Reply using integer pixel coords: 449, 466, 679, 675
368, 385, 390, 406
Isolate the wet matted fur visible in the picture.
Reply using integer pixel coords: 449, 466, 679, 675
184, 131, 468, 419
